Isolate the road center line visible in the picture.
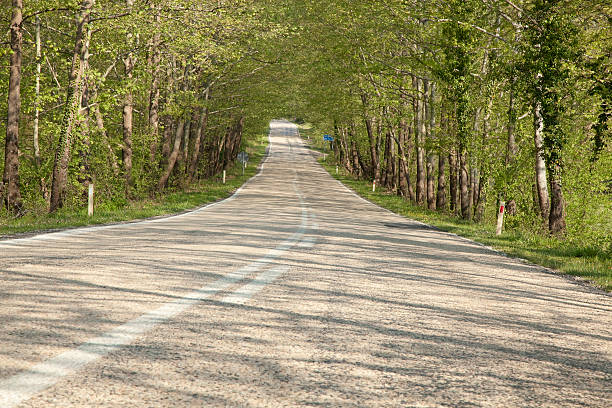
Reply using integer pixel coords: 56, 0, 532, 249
221, 265, 290, 305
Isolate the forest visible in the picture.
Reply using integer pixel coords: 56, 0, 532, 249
1, 1, 610, 260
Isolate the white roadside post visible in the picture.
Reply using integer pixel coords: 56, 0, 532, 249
87, 183, 94, 217
336, 165, 338, 175
223, 170, 226, 184
372, 180, 376, 192
496, 201, 505, 235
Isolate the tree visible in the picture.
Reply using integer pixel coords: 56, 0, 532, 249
2, 0, 24, 214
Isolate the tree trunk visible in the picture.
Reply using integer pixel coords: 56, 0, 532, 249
414, 77, 425, 204
122, 0, 136, 193
3, 0, 24, 214
548, 168, 566, 235
90, 84, 119, 175
181, 116, 191, 168
34, 15, 41, 168
49, 0, 93, 213
188, 107, 208, 183
533, 101, 550, 221
161, 119, 173, 163
397, 119, 410, 198
361, 93, 379, 181
157, 117, 185, 190
351, 141, 361, 178
122, 57, 134, 192
505, 81, 518, 215
474, 172, 486, 221
426, 155, 436, 210
436, 154, 446, 210
449, 149, 458, 213
147, 8, 161, 163
426, 81, 436, 210
459, 150, 470, 220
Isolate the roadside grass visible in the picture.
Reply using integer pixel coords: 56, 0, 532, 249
318, 158, 611, 292
0, 135, 268, 238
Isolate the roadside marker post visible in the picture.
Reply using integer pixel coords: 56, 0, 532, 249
87, 183, 94, 217
372, 180, 376, 192
223, 170, 226, 184
496, 201, 505, 235
336, 165, 338, 174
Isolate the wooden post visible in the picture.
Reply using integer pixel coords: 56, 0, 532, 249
496, 200, 505, 235
88, 183, 94, 216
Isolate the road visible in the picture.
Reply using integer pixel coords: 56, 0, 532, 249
1, 120, 610, 407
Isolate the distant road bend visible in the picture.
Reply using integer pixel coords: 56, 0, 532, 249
0, 120, 610, 407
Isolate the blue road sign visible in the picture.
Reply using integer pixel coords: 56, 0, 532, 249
323, 135, 334, 141
237, 151, 249, 164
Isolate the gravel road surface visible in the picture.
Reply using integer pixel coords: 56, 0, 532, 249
1, 120, 610, 407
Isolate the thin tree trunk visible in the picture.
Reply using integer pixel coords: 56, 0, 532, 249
3, 0, 24, 214
414, 77, 425, 204
181, 116, 191, 166
381, 131, 389, 186
49, 0, 93, 213
352, 141, 361, 178
505, 81, 518, 215
449, 149, 458, 213
90, 84, 119, 175
34, 15, 41, 168
548, 167, 566, 235
340, 127, 352, 173
459, 150, 470, 220
157, 117, 185, 190
361, 93, 379, 181
77, 26, 92, 184
533, 101, 550, 221
385, 131, 395, 188
426, 81, 436, 210
188, 106, 208, 183
122, 0, 136, 193
161, 120, 173, 163
148, 8, 161, 163
436, 154, 446, 210
397, 119, 409, 198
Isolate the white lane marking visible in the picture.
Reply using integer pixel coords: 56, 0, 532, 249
297, 236, 316, 248
0, 124, 307, 408
221, 265, 289, 305
0, 265, 250, 408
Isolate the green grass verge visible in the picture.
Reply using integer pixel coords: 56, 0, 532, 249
318, 158, 611, 292
0, 136, 268, 238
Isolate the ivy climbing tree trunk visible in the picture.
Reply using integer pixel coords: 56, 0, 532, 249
2, 0, 24, 214
50, 0, 93, 212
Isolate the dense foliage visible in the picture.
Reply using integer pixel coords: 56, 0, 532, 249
1, 0, 610, 257
266, 0, 611, 254
0, 0, 284, 216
